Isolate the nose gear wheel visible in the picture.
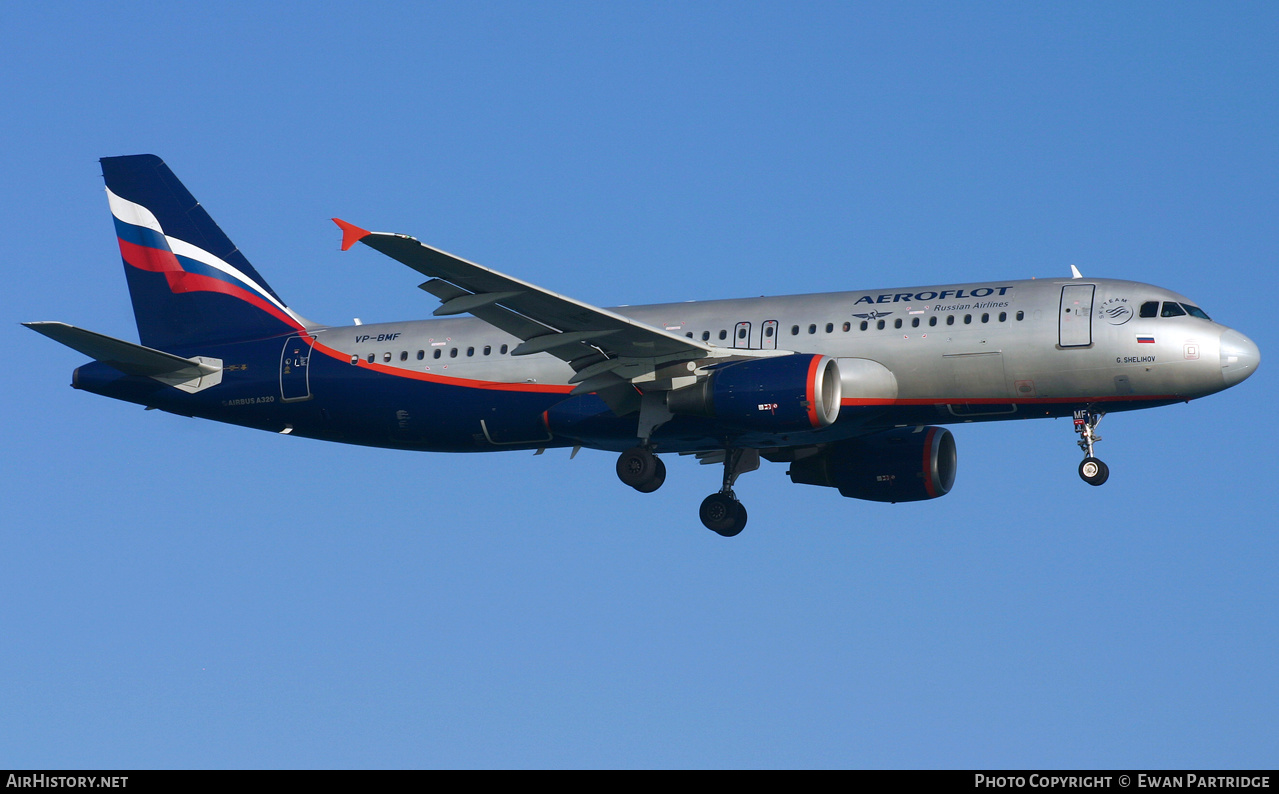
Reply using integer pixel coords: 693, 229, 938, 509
1073, 409, 1109, 486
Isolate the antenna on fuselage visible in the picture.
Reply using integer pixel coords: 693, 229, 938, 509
1070, 264, 1083, 279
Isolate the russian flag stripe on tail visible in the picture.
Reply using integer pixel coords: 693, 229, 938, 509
101, 155, 312, 351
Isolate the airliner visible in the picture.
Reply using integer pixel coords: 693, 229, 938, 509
26, 155, 1260, 536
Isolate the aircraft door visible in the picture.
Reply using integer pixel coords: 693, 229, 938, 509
761, 320, 778, 350
280, 335, 314, 401
1059, 285, 1095, 348
733, 321, 752, 349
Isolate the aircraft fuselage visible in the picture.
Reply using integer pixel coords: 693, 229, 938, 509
72, 275, 1250, 454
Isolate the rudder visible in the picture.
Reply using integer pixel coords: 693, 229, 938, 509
102, 154, 312, 350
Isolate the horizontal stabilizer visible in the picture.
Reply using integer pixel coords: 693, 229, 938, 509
24, 321, 223, 392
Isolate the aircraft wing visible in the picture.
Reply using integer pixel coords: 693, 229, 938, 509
333, 219, 712, 373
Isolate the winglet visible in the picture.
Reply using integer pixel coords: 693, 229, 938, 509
332, 218, 371, 251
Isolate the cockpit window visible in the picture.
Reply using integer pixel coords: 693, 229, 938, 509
1160, 302, 1186, 318
1139, 301, 1159, 318
1181, 303, 1211, 320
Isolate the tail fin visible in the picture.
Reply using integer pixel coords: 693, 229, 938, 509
102, 154, 314, 350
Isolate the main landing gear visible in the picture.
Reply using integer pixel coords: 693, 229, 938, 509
698, 449, 758, 537
616, 446, 666, 493
615, 446, 758, 537
1073, 408, 1109, 486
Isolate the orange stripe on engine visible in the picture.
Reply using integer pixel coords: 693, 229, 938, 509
806, 354, 823, 428
922, 427, 937, 498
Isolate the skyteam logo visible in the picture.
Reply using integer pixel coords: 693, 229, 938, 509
1099, 296, 1134, 325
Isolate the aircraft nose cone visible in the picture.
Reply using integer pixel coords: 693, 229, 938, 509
1220, 329, 1260, 387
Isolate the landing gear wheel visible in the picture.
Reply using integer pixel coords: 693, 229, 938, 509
617, 447, 664, 492
633, 457, 666, 494
1079, 457, 1109, 486
699, 493, 748, 537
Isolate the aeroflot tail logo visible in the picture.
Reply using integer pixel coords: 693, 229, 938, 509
106, 188, 306, 331
852, 286, 1014, 306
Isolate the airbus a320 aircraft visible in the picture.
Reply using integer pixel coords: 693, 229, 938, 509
27, 155, 1260, 536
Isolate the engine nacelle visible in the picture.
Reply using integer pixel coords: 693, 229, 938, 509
788, 426, 957, 502
667, 354, 842, 433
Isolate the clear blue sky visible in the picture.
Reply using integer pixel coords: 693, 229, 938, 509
3, 1, 1275, 769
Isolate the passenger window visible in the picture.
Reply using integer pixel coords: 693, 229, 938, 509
367, 353, 375, 363
808, 324, 817, 334
911, 318, 920, 328
400, 351, 408, 362
842, 322, 850, 332
719, 330, 727, 340
860, 321, 868, 331
500, 344, 508, 354
737, 327, 747, 339
449, 348, 458, 358
964, 314, 972, 324
1016, 311, 1024, 321
876, 320, 885, 330
467, 347, 474, 357
433, 349, 441, 359
702, 331, 711, 341
791, 325, 799, 335
999, 312, 1006, 322
825, 323, 833, 333
946, 316, 955, 326
765, 325, 775, 338
929, 317, 937, 327
417, 350, 424, 360
1139, 301, 1159, 318
484, 345, 491, 355
981, 313, 989, 323
383, 352, 391, 363
894, 318, 902, 329
1161, 302, 1186, 317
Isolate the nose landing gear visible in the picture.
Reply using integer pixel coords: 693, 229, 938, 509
1073, 409, 1109, 486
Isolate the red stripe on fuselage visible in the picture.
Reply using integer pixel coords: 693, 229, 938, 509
309, 340, 574, 394
840, 395, 1180, 406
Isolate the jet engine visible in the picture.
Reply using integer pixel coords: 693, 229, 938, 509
667, 354, 842, 433
788, 426, 957, 502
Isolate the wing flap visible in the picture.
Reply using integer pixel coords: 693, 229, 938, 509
335, 220, 711, 368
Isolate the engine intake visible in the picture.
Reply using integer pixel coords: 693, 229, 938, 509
788, 426, 957, 502
667, 354, 842, 433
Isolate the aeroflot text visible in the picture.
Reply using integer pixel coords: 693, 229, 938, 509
975, 776, 1270, 789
